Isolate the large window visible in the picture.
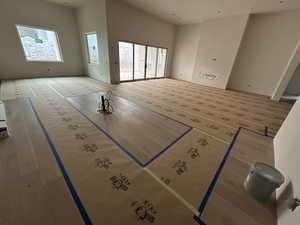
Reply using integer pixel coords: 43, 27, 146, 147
16, 25, 62, 62
119, 41, 167, 82
119, 42, 134, 81
157, 48, 167, 78
134, 44, 146, 80
146, 47, 158, 79
85, 33, 99, 64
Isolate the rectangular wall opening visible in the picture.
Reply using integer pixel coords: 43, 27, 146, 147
16, 25, 63, 62
119, 41, 134, 81
118, 41, 167, 82
85, 32, 99, 64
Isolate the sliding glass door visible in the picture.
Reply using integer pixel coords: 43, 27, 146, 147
119, 41, 167, 82
146, 47, 158, 79
157, 48, 167, 78
134, 44, 146, 80
119, 42, 133, 81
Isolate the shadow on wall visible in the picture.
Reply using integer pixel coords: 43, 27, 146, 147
284, 63, 300, 96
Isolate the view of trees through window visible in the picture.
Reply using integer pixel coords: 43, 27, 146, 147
119, 41, 167, 81
16, 25, 62, 62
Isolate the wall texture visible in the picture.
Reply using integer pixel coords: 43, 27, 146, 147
0, 0, 83, 79
106, 0, 176, 84
172, 15, 249, 89
228, 10, 300, 96
274, 98, 300, 225
76, 0, 111, 83
171, 24, 201, 82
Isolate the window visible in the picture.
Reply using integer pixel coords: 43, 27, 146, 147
134, 44, 146, 79
146, 47, 158, 79
118, 41, 167, 82
16, 25, 62, 62
157, 48, 167, 78
119, 42, 134, 81
85, 33, 99, 64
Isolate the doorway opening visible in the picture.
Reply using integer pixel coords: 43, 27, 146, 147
281, 63, 300, 102
272, 39, 300, 101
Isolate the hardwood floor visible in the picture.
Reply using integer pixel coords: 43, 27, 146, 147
0, 77, 293, 225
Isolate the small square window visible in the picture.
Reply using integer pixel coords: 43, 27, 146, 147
16, 25, 63, 62
85, 33, 99, 64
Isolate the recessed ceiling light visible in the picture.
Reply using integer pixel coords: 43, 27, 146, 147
279, 0, 285, 3
217, 10, 222, 14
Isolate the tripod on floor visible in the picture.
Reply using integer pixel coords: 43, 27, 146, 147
97, 90, 113, 114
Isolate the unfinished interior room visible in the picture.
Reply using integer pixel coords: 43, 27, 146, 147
1, 0, 300, 224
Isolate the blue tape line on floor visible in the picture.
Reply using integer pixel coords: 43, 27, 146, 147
196, 125, 275, 222
65, 98, 145, 168
264, 126, 268, 136
197, 127, 242, 215
65, 96, 192, 168
193, 215, 207, 225
144, 126, 193, 167
69, 92, 193, 129
28, 98, 93, 225
242, 127, 273, 139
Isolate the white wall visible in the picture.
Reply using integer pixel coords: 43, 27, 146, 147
0, 0, 83, 79
76, 0, 111, 83
106, 0, 176, 84
171, 24, 202, 82
274, 98, 300, 225
228, 10, 300, 96
172, 14, 249, 89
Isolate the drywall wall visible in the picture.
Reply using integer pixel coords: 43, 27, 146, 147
76, 0, 111, 83
0, 0, 83, 79
171, 24, 201, 82
285, 63, 300, 95
106, 0, 176, 84
271, 39, 300, 100
172, 14, 249, 89
274, 99, 300, 225
229, 10, 300, 96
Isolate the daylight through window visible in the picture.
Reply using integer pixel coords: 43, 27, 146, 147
16, 25, 62, 62
85, 33, 99, 64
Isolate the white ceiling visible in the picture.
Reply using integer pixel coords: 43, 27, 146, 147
45, 0, 300, 24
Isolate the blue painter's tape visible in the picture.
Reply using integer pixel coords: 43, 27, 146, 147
242, 127, 273, 139
196, 125, 276, 223
28, 98, 93, 225
144, 126, 193, 167
264, 126, 268, 137
193, 215, 207, 225
139, 104, 193, 129
67, 91, 192, 129
197, 127, 242, 214
65, 96, 192, 168
65, 99, 145, 168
